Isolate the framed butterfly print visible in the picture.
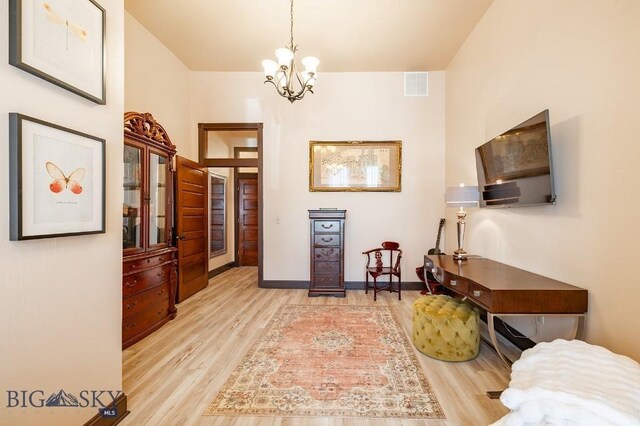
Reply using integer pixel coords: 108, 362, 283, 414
9, 0, 106, 104
9, 114, 106, 240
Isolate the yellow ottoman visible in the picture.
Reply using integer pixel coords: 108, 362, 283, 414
412, 295, 479, 362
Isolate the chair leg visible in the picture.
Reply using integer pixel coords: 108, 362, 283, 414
365, 271, 369, 294
373, 276, 377, 301
398, 274, 402, 301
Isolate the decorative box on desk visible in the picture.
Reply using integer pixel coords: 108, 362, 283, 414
308, 209, 346, 297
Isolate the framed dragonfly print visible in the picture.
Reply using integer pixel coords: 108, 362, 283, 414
309, 141, 402, 192
9, 0, 106, 104
9, 114, 106, 240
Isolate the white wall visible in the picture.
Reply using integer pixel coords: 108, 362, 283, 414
124, 12, 192, 159
446, 0, 640, 360
191, 72, 446, 282
0, 0, 124, 424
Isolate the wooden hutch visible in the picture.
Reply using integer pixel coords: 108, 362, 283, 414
122, 112, 178, 349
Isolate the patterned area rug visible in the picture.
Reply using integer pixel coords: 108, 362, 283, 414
204, 304, 445, 419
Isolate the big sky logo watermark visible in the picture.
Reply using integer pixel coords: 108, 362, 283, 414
6, 389, 123, 417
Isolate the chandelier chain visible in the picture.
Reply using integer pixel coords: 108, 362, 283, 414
290, 0, 294, 49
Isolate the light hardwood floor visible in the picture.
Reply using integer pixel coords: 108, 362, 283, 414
122, 267, 511, 426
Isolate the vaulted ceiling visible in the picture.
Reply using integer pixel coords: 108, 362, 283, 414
125, 0, 494, 72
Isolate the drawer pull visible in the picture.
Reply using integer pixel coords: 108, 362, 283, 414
125, 279, 137, 288
159, 257, 164, 262
146, 259, 151, 263
321, 224, 333, 229
130, 264, 137, 269
125, 301, 138, 309
321, 238, 333, 243
158, 271, 165, 277
157, 288, 166, 296
473, 290, 482, 298
450, 280, 458, 287
125, 323, 136, 330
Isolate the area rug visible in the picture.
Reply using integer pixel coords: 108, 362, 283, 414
204, 304, 445, 419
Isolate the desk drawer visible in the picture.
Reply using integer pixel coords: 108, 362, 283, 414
314, 234, 341, 247
445, 277, 469, 294
314, 220, 340, 234
468, 282, 492, 307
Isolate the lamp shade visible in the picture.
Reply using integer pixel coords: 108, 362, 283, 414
445, 185, 479, 208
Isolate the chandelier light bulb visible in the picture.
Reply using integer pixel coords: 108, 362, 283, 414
302, 56, 319, 74
262, 60, 278, 79
275, 48, 294, 69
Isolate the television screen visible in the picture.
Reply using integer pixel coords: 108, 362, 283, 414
475, 110, 556, 207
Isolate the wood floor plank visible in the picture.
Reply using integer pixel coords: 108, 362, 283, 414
122, 267, 510, 425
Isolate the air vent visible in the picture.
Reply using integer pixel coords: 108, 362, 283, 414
404, 72, 429, 96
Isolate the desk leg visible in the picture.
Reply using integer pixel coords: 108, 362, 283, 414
487, 313, 512, 367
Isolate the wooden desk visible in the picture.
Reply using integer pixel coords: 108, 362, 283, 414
424, 255, 588, 365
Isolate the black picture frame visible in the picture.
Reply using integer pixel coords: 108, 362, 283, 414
9, 0, 106, 104
9, 114, 106, 240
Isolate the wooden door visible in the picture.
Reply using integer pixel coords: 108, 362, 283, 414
238, 176, 258, 266
175, 156, 208, 303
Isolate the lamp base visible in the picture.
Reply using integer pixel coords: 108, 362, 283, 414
453, 249, 468, 261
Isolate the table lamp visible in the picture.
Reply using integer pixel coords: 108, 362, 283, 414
445, 184, 479, 260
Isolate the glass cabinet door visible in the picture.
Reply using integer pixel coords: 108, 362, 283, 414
123, 144, 143, 250
148, 152, 168, 246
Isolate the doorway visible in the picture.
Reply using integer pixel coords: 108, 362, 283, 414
198, 123, 263, 285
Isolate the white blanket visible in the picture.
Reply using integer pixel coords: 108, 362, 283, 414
492, 339, 640, 426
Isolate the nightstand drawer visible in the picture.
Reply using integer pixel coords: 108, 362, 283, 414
314, 234, 341, 247
314, 220, 340, 234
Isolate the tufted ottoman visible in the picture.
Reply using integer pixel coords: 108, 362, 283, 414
412, 295, 479, 362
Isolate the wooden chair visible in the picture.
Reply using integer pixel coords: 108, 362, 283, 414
363, 241, 403, 301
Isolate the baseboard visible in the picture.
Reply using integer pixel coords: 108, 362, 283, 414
208, 262, 235, 279
261, 280, 425, 291
84, 394, 129, 426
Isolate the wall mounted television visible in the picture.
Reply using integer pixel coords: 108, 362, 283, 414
475, 109, 556, 208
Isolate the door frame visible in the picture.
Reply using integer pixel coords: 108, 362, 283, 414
198, 122, 264, 286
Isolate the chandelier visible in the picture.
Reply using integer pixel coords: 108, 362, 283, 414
262, 0, 319, 103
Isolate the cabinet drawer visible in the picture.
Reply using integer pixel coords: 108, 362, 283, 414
468, 282, 492, 308
313, 274, 341, 288
122, 301, 168, 342
123, 264, 171, 298
314, 234, 341, 247
314, 220, 340, 234
314, 247, 341, 261
445, 276, 468, 294
314, 261, 340, 275
123, 284, 170, 319
124, 253, 172, 274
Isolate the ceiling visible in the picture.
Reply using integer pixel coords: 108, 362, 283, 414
124, 0, 494, 72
